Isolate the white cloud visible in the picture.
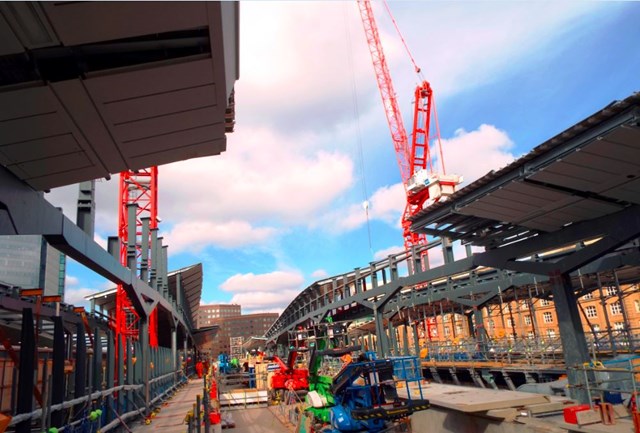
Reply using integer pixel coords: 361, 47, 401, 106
373, 245, 405, 261
45, 179, 119, 236
239, 2, 376, 133
161, 220, 277, 254
439, 124, 517, 185
316, 182, 405, 233
220, 271, 304, 293
374, 2, 603, 104
65, 287, 99, 307
94, 233, 108, 249
65, 275, 79, 287
322, 123, 516, 233
160, 127, 353, 225
228, 290, 299, 314
311, 269, 329, 279
219, 270, 304, 313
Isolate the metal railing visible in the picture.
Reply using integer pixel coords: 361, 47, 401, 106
567, 356, 640, 405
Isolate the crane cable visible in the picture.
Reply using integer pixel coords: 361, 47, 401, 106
382, 0, 423, 81
383, 0, 447, 175
343, 3, 373, 257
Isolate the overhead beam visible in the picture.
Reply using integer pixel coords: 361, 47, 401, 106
0, 166, 191, 333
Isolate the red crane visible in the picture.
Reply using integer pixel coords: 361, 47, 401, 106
357, 0, 461, 264
115, 167, 159, 348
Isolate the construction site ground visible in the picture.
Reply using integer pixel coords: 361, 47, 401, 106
129, 378, 287, 433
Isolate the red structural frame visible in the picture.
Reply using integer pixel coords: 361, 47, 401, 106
115, 167, 159, 348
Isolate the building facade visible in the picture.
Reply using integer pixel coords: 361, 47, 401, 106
197, 308, 278, 357
0, 235, 65, 297
197, 303, 241, 328
415, 282, 640, 355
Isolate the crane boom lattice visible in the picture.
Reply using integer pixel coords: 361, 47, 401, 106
357, 0, 462, 262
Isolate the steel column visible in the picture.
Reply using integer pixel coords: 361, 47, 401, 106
50, 316, 66, 428
140, 319, 150, 412
93, 327, 102, 392
412, 322, 420, 357
388, 321, 398, 356
106, 328, 115, 422
140, 217, 151, 282
126, 338, 133, 412
76, 180, 96, 236
172, 327, 177, 371
74, 323, 87, 409
16, 308, 35, 433
117, 335, 124, 412
374, 307, 389, 358
596, 273, 616, 355
613, 270, 635, 352
402, 322, 410, 356
549, 271, 590, 402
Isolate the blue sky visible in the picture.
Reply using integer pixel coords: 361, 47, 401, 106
47, 1, 640, 313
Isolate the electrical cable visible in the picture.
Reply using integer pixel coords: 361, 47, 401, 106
343, 3, 374, 257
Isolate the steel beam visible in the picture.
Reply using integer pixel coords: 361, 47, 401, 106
0, 166, 191, 332
474, 206, 640, 274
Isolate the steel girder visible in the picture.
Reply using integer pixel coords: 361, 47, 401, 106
474, 205, 640, 275
0, 166, 192, 335
266, 238, 640, 343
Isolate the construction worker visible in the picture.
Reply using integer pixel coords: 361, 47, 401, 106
196, 360, 204, 379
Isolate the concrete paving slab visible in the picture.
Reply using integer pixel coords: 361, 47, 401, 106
223, 407, 292, 433
131, 378, 205, 433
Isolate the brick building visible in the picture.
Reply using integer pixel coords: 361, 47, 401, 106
197, 303, 241, 328
423, 283, 640, 351
197, 303, 278, 357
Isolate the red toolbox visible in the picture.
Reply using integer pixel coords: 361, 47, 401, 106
563, 404, 593, 424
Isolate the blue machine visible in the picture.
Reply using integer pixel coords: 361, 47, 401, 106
218, 353, 231, 374
327, 357, 429, 432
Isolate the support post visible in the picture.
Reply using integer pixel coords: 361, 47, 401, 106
74, 323, 87, 410
388, 321, 398, 356
596, 273, 616, 355
402, 321, 410, 356
442, 237, 455, 265
106, 329, 115, 422
172, 327, 178, 372
140, 319, 150, 412
614, 270, 635, 352
126, 203, 137, 270
126, 338, 133, 412
150, 228, 159, 289
117, 335, 124, 413
16, 308, 35, 433
374, 306, 389, 358
51, 316, 66, 428
140, 217, 151, 282
162, 245, 169, 298
549, 271, 590, 403
93, 327, 102, 392
412, 322, 420, 357
76, 180, 96, 236
474, 308, 487, 354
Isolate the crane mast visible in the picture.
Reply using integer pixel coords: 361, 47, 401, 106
115, 167, 159, 349
357, 0, 461, 258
